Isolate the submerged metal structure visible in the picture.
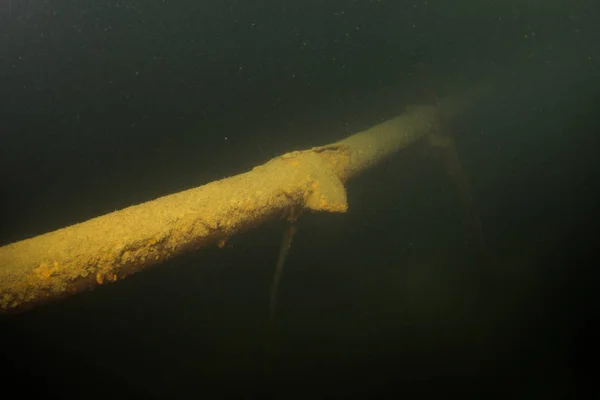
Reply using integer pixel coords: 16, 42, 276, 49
0, 88, 482, 313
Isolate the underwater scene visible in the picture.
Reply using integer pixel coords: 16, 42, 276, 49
1, 0, 598, 398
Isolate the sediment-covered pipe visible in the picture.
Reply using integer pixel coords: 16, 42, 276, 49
0, 95, 475, 313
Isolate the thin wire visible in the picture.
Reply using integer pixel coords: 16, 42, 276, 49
269, 222, 296, 323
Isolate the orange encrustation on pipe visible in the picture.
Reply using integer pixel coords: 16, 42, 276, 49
0, 100, 470, 313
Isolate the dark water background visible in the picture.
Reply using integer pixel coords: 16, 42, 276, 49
1, 0, 599, 398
